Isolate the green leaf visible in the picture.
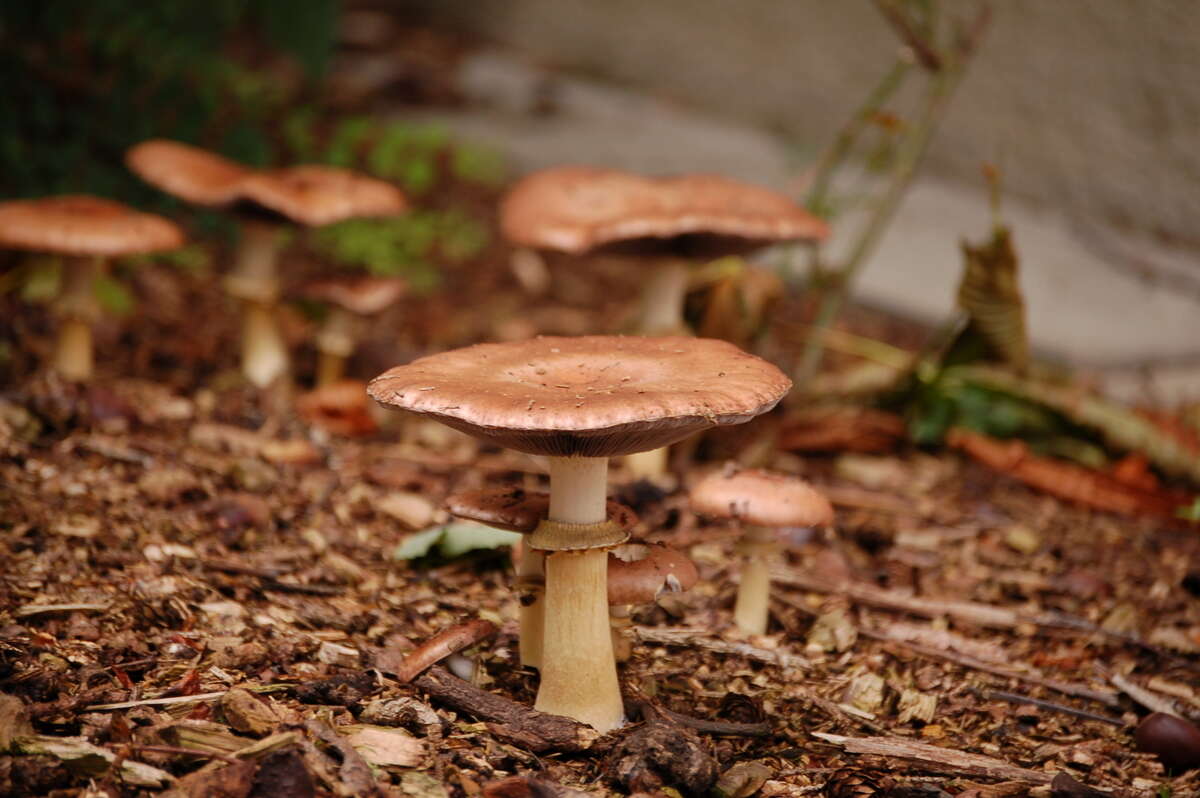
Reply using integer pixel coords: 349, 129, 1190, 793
19, 258, 62, 304
93, 275, 135, 316
450, 142, 507, 187
392, 522, 520, 561
1178, 497, 1200, 522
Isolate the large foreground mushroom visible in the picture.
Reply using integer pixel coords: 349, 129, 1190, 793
690, 468, 833, 635
126, 140, 408, 387
369, 336, 790, 731
446, 486, 638, 669
0, 196, 184, 381
500, 166, 827, 479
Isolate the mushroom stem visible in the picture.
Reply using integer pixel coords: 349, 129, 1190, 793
733, 525, 776, 635
637, 258, 691, 335
624, 446, 669, 481
516, 546, 545, 669
230, 222, 288, 387
52, 257, 100, 382
609, 605, 633, 663
537, 456, 624, 732
315, 306, 357, 387
316, 350, 346, 387
54, 318, 93, 382
233, 220, 283, 284
242, 300, 289, 389
546, 456, 608, 523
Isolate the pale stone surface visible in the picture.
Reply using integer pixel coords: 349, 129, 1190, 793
395, 48, 1200, 399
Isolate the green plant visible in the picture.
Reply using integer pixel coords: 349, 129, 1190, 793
793, 0, 992, 386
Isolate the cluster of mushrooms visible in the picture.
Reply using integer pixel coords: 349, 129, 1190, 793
1, 144, 839, 734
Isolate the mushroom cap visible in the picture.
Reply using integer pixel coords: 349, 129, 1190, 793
446, 487, 639, 533
126, 139, 250, 207
368, 336, 791, 457
690, 468, 834, 528
239, 166, 408, 227
607, 543, 699, 605
500, 166, 830, 255
0, 195, 185, 257
304, 275, 408, 315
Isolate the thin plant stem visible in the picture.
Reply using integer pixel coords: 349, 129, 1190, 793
795, 59, 969, 389
804, 60, 912, 221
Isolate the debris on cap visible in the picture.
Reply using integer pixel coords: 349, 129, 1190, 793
368, 335, 791, 458
0, 196, 184, 258
239, 166, 408, 227
446, 487, 639, 533
500, 166, 830, 255
607, 543, 699, 606
690, 467, 834, 528
126, 139, 250, 207
304, 276, 408, 316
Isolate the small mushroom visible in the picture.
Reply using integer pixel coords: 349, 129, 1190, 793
127, 140, 408, 388
607, 543, 698, 662
0, 196, 184, 381
295, 379, 379, 437
369, 335, 790, 731
303, 276, 406, 386
446, 486, 638, 669
500, 166, 827, 481
690, 467, 833, 635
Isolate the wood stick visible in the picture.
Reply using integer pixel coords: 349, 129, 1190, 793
413, 666, 598, 753
391, 619, 498, 683
812, 732, 1054, 784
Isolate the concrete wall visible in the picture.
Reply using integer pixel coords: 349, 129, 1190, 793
402, 0, 1200, 257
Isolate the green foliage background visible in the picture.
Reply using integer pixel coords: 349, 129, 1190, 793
0, 0, 339, 202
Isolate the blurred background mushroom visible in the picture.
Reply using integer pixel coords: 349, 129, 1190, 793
0, 196, 183, 381
127, 140, 408, 388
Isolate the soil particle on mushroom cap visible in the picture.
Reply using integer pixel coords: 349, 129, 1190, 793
367, 336, 791, 457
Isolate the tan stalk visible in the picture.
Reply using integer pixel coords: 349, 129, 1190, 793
733, 525, 777, 635
536, 456, 624, 732
609, 604, 633, 663
637, 259, 690, 335
516, 546, 545, 669
315, 306, 357, 387
624, 446, 669, 480
230, 221, 287, 387
52, 257, 101, 381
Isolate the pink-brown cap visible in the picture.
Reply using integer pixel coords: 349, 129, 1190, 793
607, 543, 699, 605
304, 276, 407, 315
239, 166, 408, 227
500, 166, 830, 255
126, 140, 250, 207
0, 195, 185, 257
690, 467, 834, 528
446, 487, 638, 533
368, 336, 791, 458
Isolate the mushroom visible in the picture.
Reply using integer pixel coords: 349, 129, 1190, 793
303, 276, 407, 386
126, 140, 408, 387
369, 335, 790, 731
607, 543, 698, 662
500, 166, 827, 480
0, 196, 184, 381
690, 467, 833, 635
446, 486, 638, 669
